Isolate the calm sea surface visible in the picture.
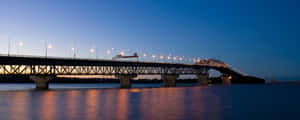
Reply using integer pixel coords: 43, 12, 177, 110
0, 83, 299, 120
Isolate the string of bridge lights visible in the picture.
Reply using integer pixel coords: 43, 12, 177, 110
87, 47, 204, 64
5, 40, 208, 64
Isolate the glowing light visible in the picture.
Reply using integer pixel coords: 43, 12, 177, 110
90, 48, 95, 53
179, 57, 183, 61
71, 48, 75, 51
167, 56, 171, 60
130, 89, 140, 93
152, 54, 156, 59
19, 42, 23, 47
143, 53, 147, 57
47, 44, 53, 49
106, 50, 111, 55
173, 57, 177, 61
160, 55, 164, 59
120, 51, 125, 56
197, 57, 201, 62
111, 48, 115, 51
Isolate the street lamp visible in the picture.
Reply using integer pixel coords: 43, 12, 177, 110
7, 37, 11, 56
45, 44, 52, 58
160, 55, 164, 63
193, 58, 196, 63
19, 42, 23, 47
48, 44, 52, 49
105, 49, 111, 59
152, 54, 156, 62
106, 50, 111, 55
89, 48, 95, 58
17, 41, 23, 55
167, 56, 171, 62
197, 57, 201, 63
173, 56, 177, 63
71, 47, 76, 58
90, 48, 95, 53
179, 57, 183, 63
189, 58, 192, 63
143, 53, 147, 62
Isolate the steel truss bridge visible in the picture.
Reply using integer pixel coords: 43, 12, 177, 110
0, 56, 237, 76
0, 55, 259, 89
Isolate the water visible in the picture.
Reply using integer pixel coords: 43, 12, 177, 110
0, 83, 299, 120
0, 83, 197, 91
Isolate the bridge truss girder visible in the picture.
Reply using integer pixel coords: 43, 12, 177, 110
0, 64, 208, 75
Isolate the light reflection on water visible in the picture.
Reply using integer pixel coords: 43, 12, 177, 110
0, 84, 300, 120
0, 83, 197, 90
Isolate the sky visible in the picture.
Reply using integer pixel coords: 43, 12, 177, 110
0, 0, 299, 80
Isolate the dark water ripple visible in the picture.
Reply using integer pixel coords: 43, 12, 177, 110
0, 83, 299, 120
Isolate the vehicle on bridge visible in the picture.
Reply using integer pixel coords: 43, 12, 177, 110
112, 53, 139, 61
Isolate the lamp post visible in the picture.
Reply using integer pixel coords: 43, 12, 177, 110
173, 56, 177, 63
143, 53, 147, 62
45, 44, 52, 58
106, 49, 111, 55
17, 41, 23, 55
167, 55, 171, 63
106, 49, 111, 59
197, 57, 201, 63
179, 57, 183, 63
188, 58, 191, 64
71, 47, 76, 58
89, 48, 95, 59
19, 42, 23, 47
152, 54, 156, 62
193, 58, 196, 63
7, 37, 11, 56
160, 55, 164, 63
95, 47, 98, 59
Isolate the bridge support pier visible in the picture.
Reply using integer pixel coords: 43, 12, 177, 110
116, 74, 137, 88
29, 75, 55, 89
162, 74, 178, 87
197, 74, 209, 85
221, 75, 232, 85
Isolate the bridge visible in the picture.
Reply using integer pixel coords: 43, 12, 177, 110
0, 55, 264, 89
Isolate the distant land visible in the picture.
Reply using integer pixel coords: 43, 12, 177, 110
266, 80, 300, 84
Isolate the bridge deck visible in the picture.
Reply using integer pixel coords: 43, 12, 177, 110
0, 56, 200, 67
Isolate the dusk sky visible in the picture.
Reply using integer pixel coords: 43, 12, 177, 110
0, 0, 299, 80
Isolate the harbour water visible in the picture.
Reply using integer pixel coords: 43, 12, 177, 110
0, 83, 299, 120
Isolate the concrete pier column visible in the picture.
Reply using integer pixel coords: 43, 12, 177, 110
29, 75, 55, 89
197, 74, 209, 85
162, 74, 178, 87
116, 74, 137, 88
221, 75, 232, 85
